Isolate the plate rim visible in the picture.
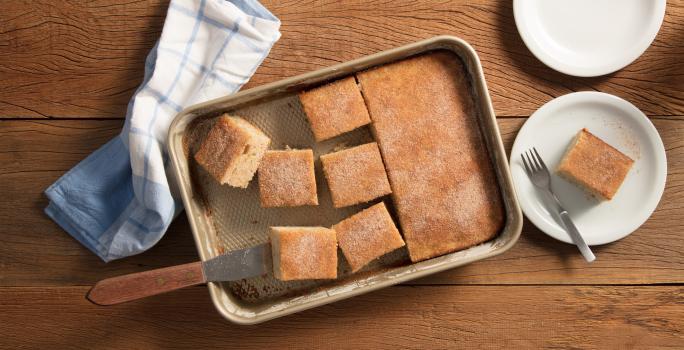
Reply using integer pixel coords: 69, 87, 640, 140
510, 91, 667, 245
513, 0, 667, 77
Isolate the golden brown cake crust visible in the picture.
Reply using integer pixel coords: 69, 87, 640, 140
557, 128, 634, 200
332, 202, 405, 272
194, 115, 250, 183
320, 142, 392, 208
269, 227, 338, 280
258, 150, 318, 207
356, 51, 505, 262
299, 76, 372, 142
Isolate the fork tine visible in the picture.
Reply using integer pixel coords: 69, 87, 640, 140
524, 150, 536, 172
521, 153, 532, 176
524, 151, 534, 175
532, 147, 549, 172
529, 148, 542, 171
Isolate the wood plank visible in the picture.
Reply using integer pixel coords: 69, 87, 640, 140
1, 285, 682, 349
1, 1, 682, 119
0, 0, 168, 118
0, 120, 200, 286
1, 118, 682, 287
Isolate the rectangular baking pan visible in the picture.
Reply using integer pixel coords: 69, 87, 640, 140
167, 35, 523, 324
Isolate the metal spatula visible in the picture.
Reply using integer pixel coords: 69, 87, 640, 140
87, 244, 269, 305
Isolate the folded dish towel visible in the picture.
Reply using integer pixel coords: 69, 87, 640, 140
45, 0, 281, 262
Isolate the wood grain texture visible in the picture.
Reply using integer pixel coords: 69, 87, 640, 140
0, 120, 200, 287
1, 285, 682, 349
1, 118, 681, 287
2, 1, 682, 347
1, 0, 682, 119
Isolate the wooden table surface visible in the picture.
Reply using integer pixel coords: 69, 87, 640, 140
1, 1, 683, 349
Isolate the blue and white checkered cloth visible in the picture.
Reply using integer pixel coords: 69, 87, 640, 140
44, 0, 281, 262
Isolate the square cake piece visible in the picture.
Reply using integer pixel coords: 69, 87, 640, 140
269, 226, 338, 280
258, 149, 318, 207
299, 76, 371, 142
194, 115, 270, 188
356, 51, 505, 262
320, 142, 392, 208
332, 202, 405, 272
557, 128, 634, 201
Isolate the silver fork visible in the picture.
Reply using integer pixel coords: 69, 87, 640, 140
521, 148, 596, 262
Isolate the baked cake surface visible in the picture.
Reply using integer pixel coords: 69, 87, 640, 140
557, 128, 634, 200
332, 202, 405, 272
356, 51, 505, 262
194, 115, 270, 188
258, 149, 318, 207
269, 226, 338, 281
320, 142, 392, 208
299, 76, 372, 142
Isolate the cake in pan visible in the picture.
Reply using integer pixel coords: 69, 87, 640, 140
356, 51, 505, 262
194, 115, 270, 188
269, 226, 338, 281
258, 149, 319, 207
299, 76, 371, 142
332, 202, 405, 272
320, 142, 392, 208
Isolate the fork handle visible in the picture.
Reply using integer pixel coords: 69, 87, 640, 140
559, 211, 596, 263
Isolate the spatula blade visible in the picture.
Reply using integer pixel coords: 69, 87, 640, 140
202, 243, 270, 282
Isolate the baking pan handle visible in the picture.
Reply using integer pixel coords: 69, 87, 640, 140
87, 261, 206, 305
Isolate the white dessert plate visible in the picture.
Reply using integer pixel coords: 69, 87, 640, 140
513, 0, 666, 77
510, 92, 667, 245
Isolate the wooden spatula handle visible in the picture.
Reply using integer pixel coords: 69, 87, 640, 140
87, 261, 206, 305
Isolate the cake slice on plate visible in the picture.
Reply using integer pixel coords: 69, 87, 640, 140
557, 128, 634, 201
